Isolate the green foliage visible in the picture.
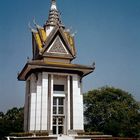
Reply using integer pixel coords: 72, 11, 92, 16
35, 131, 49, 136
84, 86, 140, 138
0, 107, 24, 139
10, 131, 49, 137
77, 131, 104, 135
10, 132, 33, 137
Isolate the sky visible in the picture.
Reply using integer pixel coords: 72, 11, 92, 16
0, 0, 140, 112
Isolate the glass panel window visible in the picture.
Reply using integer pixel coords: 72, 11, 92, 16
53, 107, 57, 114
53, 126, 56, 134
53, 117, 57, 125
58, 107, 63, 114
58, 126, 63, 134
53, 97, 57, 105
53, 85, 64, 91
59, 98, 64, 105
58, 118, 63, 125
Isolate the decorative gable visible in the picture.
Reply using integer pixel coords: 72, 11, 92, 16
41, 28, 75, 60
47, 36, 68, 54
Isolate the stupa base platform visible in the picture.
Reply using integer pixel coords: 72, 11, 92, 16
7, 134, 112, 140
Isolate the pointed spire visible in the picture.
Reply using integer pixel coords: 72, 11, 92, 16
51, 0, 57, 10
44, 0, 64, 28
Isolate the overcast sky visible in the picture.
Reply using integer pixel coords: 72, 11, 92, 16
0, 0, 140, 112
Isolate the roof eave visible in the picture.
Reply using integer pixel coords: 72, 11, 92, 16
17, 62, 95, 81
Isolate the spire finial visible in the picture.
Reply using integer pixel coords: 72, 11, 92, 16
51, 0, 57, 10
52, 0, 56, 4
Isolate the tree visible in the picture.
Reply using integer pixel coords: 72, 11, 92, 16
0, 107, 24, 139
4, 107, 24, 133
84, 86, 140, 137
0, 112, 4, 118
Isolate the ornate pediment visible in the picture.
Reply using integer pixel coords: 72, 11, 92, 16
40, 27, 76, 60
47, 36, 68, 54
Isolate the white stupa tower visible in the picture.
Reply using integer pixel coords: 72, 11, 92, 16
18, 0, 95, 136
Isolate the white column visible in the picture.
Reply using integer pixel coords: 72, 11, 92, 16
29, 74, 37, 131
24, 81, 28, 131
50, 74, 54, 131
67, 75, 70, 131
72, 75, 84, 130
35, 73, 42, 131
41, 72, 48, 130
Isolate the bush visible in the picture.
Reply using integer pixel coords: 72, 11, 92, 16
9, 131, 49, 137
9, 132, 33, 137
35, 131, 49, 136
77, 131, 104, 135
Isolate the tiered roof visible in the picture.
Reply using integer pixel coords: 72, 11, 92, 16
18, 0, 95, 81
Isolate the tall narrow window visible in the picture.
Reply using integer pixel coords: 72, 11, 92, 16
52, 97, 65, 134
